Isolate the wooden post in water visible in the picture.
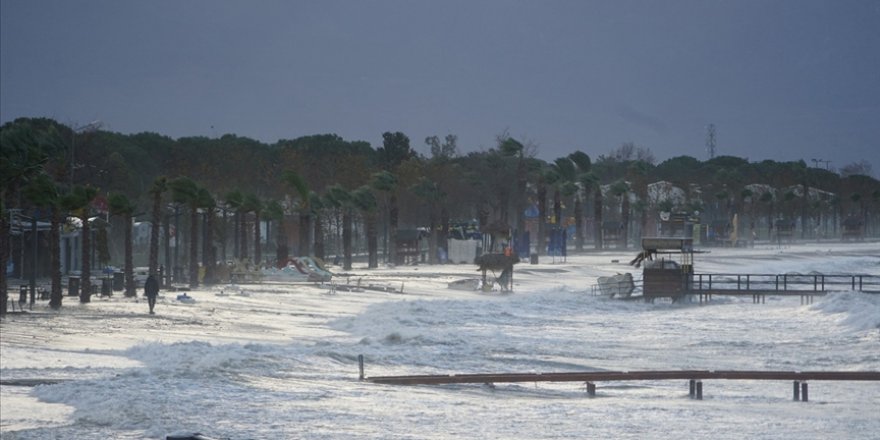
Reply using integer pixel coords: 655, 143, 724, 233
696, 381, 703, 400
801, 382, 808, 402
586, 382, 596, 397
793, 381, 800, 400
358, 354, 365, 381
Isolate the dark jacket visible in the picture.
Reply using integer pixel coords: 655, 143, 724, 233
144, 275, 159, 298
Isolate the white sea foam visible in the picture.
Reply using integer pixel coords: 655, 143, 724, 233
3, 242, 879, 439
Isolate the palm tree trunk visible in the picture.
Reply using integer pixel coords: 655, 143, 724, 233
537, 185, 547, 255
204, 209, 215, 284
299, 213, 310, 256
240, 211, 248, 260
124, 213, 135, 297
389, 194, 398, 265
621, 193, 630, 249
254, 210, 262, 266
594, 187, 603, 250
80, 213, 91, 303
149, 194, 161, 277
574, 196, 583, 252
0, 211, 7, 315
343, 209, 352, 270
313, 213, 324, 260
189, 207, 199, 288
50, 206, 63, 309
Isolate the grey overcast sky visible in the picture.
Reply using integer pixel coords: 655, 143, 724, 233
1, 0, 878, 169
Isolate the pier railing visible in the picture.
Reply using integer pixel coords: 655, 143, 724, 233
691, 273, 880, 294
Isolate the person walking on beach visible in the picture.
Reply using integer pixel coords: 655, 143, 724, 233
144, 275, 159, 314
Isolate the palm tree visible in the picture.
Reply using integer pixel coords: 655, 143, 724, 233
352, 185, 379, 268
311, 192, 326, 260
109, 192, 136, 297
196, 187, 216, 284
224, 190, 244, 260
1, 121, 52, 315
282, 170, 310, 257
61, 185, 97, 303
581, 172, 603, 249
412, 177, 445, 264
327, 185, 353, 270
170, 177, 200, 288
610, 180, 631, 248
264, 200, 287, 265
243, 193, 263, 266
371, 170, 398, 264
148, 176, 167, 279
23, 173, 63, 309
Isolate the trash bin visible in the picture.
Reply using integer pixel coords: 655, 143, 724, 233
68, 276, 80, 296
113, 271, 124, 291
101, 278, 112, 297
530, 253, 539, 265
19, 285, 27, 304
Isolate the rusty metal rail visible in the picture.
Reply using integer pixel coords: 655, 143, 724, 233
357, 354, 880, 401
364, 369, 880, 385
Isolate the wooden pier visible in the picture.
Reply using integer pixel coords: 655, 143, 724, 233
358, 356, 880, 401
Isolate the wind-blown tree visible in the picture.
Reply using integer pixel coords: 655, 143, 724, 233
411, 177, 444, 264
626, 160, 652, 243
23, 173, 64, 308
567, 151, 592, 251
264, 200, 287, 265
243, 194, 263, 266
170, 177, 201, 288
61, 185, 98, 303
108, 192, 137, 297
759, 191, 774, 239
224, 190, 244, 260
326, 184, 354, 270
548, 152, 592, 251
311, 192, 326, 260
282, 170, 310, 257
352, 185, 379, 268
610, 180, 631, 248
371, 170, 398, 264
0, 119, 54, 315
376, 132, 416, 265
196, 187, 217, 284
148, 176, 167, 281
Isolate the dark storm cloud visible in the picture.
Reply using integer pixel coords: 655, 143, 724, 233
1, 0, 877, 169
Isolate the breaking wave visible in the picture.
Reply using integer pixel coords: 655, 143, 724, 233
810, 291, 880, 332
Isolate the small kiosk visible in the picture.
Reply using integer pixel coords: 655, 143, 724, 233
638, 237, 694, 301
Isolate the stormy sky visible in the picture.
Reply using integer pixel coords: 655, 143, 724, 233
1, 0, 878, 170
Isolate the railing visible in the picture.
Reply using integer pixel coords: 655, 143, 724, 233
690, 273, 880, 294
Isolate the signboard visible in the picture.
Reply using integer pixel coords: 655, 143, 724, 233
641, 237, 693, 251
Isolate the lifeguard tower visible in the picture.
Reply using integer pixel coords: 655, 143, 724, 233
637, 237, 694, 301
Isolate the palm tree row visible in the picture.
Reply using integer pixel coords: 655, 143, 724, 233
3, 118, 879, 315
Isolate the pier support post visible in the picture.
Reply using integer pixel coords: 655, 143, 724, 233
586, 382, 596, 397
801, 382, 808, 402
358, 354, 365, 381
689, 379, 696, 397
793, 381, 800, 400
696, 381, 703, 400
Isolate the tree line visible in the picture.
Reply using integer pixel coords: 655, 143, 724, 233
2, 117, 878, 314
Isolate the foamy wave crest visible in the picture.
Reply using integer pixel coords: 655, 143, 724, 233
124, 341, 281, 377
811, 291, 880, 332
